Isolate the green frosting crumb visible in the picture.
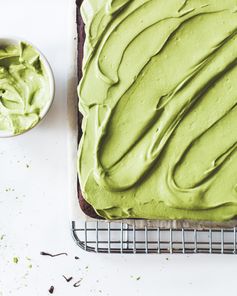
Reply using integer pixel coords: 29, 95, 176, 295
13, 257, 19, 264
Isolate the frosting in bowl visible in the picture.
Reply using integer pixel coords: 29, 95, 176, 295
0, 41, 52, 135
78, 0, 237, 221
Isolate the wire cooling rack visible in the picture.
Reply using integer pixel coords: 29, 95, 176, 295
71, 221, 237, 254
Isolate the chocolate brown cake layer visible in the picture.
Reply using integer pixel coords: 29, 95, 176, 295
76, 0, 102, 219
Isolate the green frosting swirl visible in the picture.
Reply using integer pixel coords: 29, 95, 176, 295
0, 42, 51, 135
78, 0, 237, 221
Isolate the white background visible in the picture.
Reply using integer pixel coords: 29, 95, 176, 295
0, 0, 237, 295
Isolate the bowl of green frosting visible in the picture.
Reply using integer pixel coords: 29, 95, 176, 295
0, 38, 54, 137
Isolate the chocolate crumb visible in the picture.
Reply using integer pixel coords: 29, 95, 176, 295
136, 276, 141, 281
40, 251, 68, 257
73, 278, 82, 287
63, 275, 73, 282
75, 256, 80, 260
48, 286, 54, 294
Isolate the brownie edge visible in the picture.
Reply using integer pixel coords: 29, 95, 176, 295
76, 0, 102, 219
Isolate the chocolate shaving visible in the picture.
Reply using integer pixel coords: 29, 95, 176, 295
40, 251, 68, 257
48, 286, 54, 294
73, 278, 82, 287
63, 275, 73, 282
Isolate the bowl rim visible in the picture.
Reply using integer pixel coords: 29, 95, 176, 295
0, 36, 55, 138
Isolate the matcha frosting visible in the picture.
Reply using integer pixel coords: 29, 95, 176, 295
78, 0, 237, 221
0, 42, 51, 135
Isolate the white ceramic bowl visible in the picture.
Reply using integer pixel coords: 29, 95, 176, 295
0, 37, 55, 137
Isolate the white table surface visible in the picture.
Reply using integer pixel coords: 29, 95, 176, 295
0, 1, 237, 295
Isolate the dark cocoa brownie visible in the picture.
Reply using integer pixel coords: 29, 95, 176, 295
76, 0, 102, 219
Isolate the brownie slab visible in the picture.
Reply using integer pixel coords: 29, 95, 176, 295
76, 0, 101, 219
76, 0, 237, 221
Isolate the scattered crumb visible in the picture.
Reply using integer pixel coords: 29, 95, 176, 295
165, 257, 169, 261
130, 275, 141, 281
40, 251, 68, 257
5, 188, 15, 192
85, 266, 89, 269
22, 271, 29, 279
0, 234, 5, 240
63, 275, 73, 282
13, 257, 19, 264
48, 286, 54, 294
75, 256, 80, 260
26, 164, 30, 168
28, 264, 32, 269
73, 278, 83, 287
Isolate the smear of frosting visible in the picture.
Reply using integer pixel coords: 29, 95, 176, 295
78, 0, 237, 221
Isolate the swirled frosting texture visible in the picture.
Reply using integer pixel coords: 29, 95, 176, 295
0, 42, 50, 135
78, 0, 237, 220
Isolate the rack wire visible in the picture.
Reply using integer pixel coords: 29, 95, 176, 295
71, 221, 237, 254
